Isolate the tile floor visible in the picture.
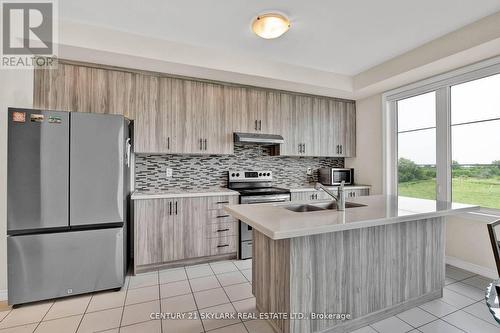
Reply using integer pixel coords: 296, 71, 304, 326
0, 262, 497, 333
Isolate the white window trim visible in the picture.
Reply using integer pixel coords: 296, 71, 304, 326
382, 55, 500, 218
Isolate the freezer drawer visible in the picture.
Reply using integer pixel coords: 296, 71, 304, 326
8, 228, 125, 305
8, 109, 69, 232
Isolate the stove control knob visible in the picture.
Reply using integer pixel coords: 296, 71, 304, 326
231, 173, 235, 177
236, 173, 240, 177
259, 173, 262, 176
266, 173, 271, 176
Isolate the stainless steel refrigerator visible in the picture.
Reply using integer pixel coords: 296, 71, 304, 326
7, 108, 131, 305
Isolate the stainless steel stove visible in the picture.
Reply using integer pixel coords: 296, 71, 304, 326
228, 170, 291, 259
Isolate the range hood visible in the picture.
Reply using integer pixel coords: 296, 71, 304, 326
233, 132, 284, 145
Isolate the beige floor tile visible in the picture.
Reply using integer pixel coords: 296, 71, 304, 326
87, 289, 126, 313
194, 288, 229, 310
209, 261, 238, 274
35, 315, 82, 333
216, 271, 247, 287
232, 297, 257, 321
241, 269, 252, 282
162, 311, 203, 333
121, 300, 160, 327
199, 303, 239, 331
0, 310, 10, 322
244, 320, 275, 333
129, 272, 159, 289
0, 324, 38, 333
160, 281, 191, 299
223, 283, 253, 302
161, 294, 197, 313
120, 320, 161, 333
125, 285, 159, 305
44, 295, 91, 320
186, 265, 213, 279
0, 302, 52, 329
208, 322, 247, 333
233, 260, 252, 271
189, 276, 220, 292
159, 268, 187, 284
77, 307, 122, 333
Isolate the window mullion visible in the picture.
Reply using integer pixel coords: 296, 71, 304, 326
436, 87, 451, 201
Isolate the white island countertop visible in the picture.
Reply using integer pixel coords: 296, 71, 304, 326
225, 195, 479, 240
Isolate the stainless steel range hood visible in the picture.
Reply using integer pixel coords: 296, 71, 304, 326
233, 132, 284, 145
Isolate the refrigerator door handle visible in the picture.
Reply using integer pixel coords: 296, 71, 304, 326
125, 138, 131, 167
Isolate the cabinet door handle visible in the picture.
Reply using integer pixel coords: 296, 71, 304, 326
303, 143, 306, 154
169, 201, 172, 216
204, 139, 207, 151
175, 201, 178, 215
216, 215, 230, 218
217, 244, 229, 248
340, 145, 343, 154
216, 201, 229, 204
255, 120, 258, 130
259, 120, 262, 131
298, 144, 301, 154
336, 145, 339, 154
167, 137, 170, 150
217, 228, 230, 232
199, 138, 203, 150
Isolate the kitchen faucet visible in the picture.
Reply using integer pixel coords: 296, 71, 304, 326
315, 181, 346, 211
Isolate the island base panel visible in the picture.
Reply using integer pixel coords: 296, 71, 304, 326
253, 217, 445, 333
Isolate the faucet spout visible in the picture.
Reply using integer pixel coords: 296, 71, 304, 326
314, 181, 346, 211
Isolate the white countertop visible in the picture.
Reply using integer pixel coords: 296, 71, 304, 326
225, 195, 479, 240
288, 185, 371, 192
131, 188, 239, 200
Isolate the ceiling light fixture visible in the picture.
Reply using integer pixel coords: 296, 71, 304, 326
252, 13, 290, 39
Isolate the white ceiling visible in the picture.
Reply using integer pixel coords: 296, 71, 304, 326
60, 0, 500, 76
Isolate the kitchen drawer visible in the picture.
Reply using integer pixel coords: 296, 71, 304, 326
206, 196, 238, 211
206, 222, 237, 238
209, 236, 237, 255
207, 211, 237, 223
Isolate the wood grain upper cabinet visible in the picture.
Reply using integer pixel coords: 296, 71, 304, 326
183, 80, 233, 154
231, 88, 280, 134
133, 74, 159, 153
279, 94, 314, 156
328, 100, 356, 157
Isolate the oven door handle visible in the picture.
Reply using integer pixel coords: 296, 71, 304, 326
241, 198, 289, 204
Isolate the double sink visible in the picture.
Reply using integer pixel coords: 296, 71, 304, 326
285, 201, 367, 212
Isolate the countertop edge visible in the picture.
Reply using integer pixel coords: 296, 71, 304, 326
132, 190, 239, 200
224, 204, 480, 240
289, 185, 371, 192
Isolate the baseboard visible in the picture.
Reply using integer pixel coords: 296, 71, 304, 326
0, 289, 7, 302
446, 256, 499, 279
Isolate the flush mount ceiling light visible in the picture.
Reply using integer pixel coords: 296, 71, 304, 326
252, 13, 290, 39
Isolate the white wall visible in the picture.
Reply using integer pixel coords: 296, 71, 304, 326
0, 70, 33, 300
345, 94, 383, 194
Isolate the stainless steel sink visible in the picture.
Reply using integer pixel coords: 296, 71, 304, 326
285, 204, 326, 212
284, 201, 367, 212
312, 202, 367, 210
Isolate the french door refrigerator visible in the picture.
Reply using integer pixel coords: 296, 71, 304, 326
7, 108, 131, 305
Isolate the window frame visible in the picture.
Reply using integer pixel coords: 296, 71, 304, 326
382, 56, 500, 215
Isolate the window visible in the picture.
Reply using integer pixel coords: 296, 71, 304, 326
385, 57, 500, 212
397, 92, 436, 199
450, 74, 500, 209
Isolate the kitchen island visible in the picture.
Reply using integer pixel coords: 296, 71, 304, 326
225, 195, 478, 333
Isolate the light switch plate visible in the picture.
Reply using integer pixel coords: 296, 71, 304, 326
166, 168, 173, 178
306, 167, 313, 176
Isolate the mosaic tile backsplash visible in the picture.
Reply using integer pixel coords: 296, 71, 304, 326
135, 144, 344, 192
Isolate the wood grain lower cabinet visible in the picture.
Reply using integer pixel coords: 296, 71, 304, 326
290, 187, 370, 201
134, 195, 238, 271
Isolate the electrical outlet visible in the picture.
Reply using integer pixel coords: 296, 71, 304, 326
166, 168, 173, 178
306, 167, 313, 176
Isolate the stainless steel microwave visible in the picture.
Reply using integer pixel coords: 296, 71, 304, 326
318, 168, 354, 185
